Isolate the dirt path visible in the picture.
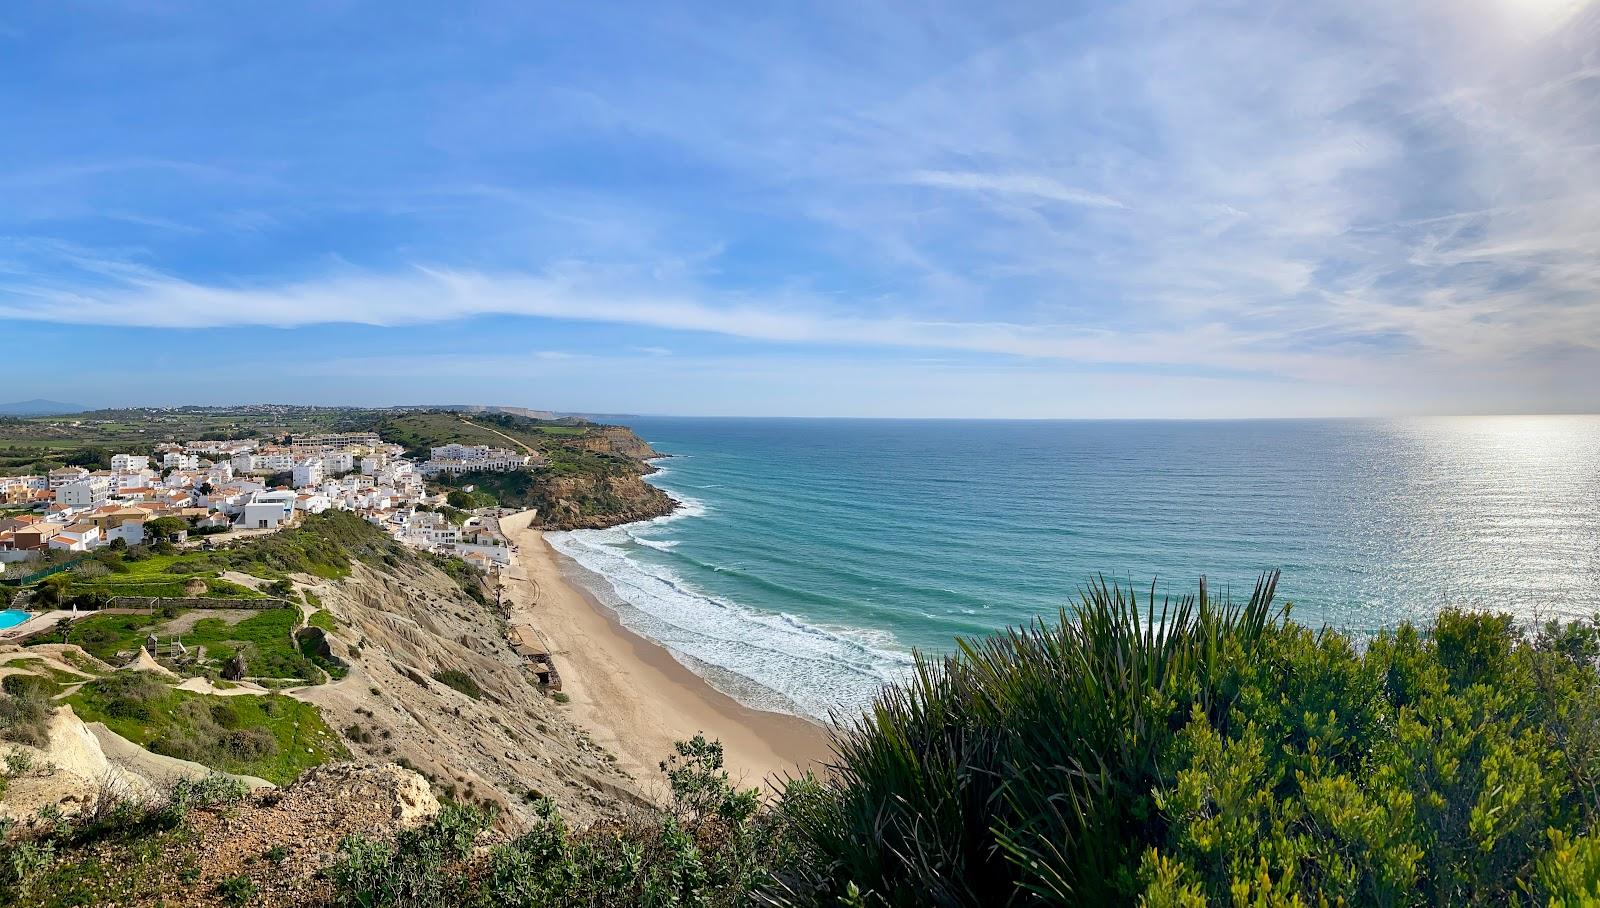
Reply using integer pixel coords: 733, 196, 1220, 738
458, 416, 535, 454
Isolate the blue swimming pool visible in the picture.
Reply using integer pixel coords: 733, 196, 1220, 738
0, 609, 30, 630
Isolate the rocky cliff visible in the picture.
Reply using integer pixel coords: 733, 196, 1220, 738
525, 468, 676, 530
570, 425, 662, 461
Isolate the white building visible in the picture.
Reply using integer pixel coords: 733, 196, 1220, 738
292, 458, 325, 489
55, 477, 112, 508
241, 490, 297, 530
321, 451, 355, 475
48, 522, 102, 551
233, 452, 295, 474
163, 452, 200, 471
112, 469, 158, 491
48, 467, 90, 489
111, 453, 150, 472
257, 452, 295, 472
420, 444, 531, 477
105, 520, 146, 547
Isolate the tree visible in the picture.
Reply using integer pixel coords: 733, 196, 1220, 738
31, 574, 71, 608
144, 516, 187, 539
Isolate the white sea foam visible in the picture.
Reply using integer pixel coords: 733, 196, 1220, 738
547, 519, 915, 719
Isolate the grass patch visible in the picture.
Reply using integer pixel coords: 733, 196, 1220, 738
27, 611, 166, 662
66, 673, 348, 783
184, 608, 319, 680
28, 607, 323, 681
10, 823, 201, 907
307, 609, 340, 632
431, 669, 482, 700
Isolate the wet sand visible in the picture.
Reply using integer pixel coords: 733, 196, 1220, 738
499, 512, 832, 794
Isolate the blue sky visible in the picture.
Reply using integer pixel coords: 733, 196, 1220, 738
2, 1, 1598, 417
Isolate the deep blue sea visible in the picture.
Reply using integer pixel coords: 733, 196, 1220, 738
549, 416, 1600, 719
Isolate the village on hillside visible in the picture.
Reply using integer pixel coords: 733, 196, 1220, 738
0, 432, 537, 579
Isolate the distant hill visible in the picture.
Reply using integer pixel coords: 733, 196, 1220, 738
432, 404, 559, 420
0, 399, 86, 415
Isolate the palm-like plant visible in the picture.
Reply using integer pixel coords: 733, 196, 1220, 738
775, 572, 1283, 907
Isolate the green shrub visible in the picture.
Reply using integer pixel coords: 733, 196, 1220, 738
431, 669, 481, 700
328, 804, 492, 907
216, 874, 256, 907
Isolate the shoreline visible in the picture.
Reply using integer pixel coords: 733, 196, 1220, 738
499, 510, 832, 793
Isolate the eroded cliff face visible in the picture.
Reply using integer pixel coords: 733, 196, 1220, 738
569, 425, 662, 461
295, 558, 650, 830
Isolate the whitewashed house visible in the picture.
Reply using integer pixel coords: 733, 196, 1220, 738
241, 490, 297, 530
105, 519, 147, 547
48, 522, 102, 551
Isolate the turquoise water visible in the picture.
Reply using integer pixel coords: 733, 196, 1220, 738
549, 416, 1600, 718
0, 609, 31, 630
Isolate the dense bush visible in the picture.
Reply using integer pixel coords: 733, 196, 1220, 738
773, 575, 1600, 906
446, 487, 497, 510
148, 698, 279, 766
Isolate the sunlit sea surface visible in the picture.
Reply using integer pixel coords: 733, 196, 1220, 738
548, 417, 1600, 719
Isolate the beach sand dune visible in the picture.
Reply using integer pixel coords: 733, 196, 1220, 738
500, 512, 831, 795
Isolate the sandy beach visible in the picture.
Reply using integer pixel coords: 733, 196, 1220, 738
499, 511, 832, 794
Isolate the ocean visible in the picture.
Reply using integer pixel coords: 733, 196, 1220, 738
548, 416, 1600, 720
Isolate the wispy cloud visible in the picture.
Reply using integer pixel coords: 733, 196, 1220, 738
904, 170, 1126, 210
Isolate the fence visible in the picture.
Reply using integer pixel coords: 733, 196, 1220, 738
0, 558, 87, 587
106, 596, 292, 611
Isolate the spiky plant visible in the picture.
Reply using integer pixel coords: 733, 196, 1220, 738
773, 572, 1283, 907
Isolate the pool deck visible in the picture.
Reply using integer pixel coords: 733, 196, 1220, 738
0, 610, 74, 641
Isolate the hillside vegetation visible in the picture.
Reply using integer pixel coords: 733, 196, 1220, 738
8, 571, 1600, 905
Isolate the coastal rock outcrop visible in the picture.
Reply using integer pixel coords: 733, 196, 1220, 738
528, 470, 676, 530
571, 425, 662, 461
